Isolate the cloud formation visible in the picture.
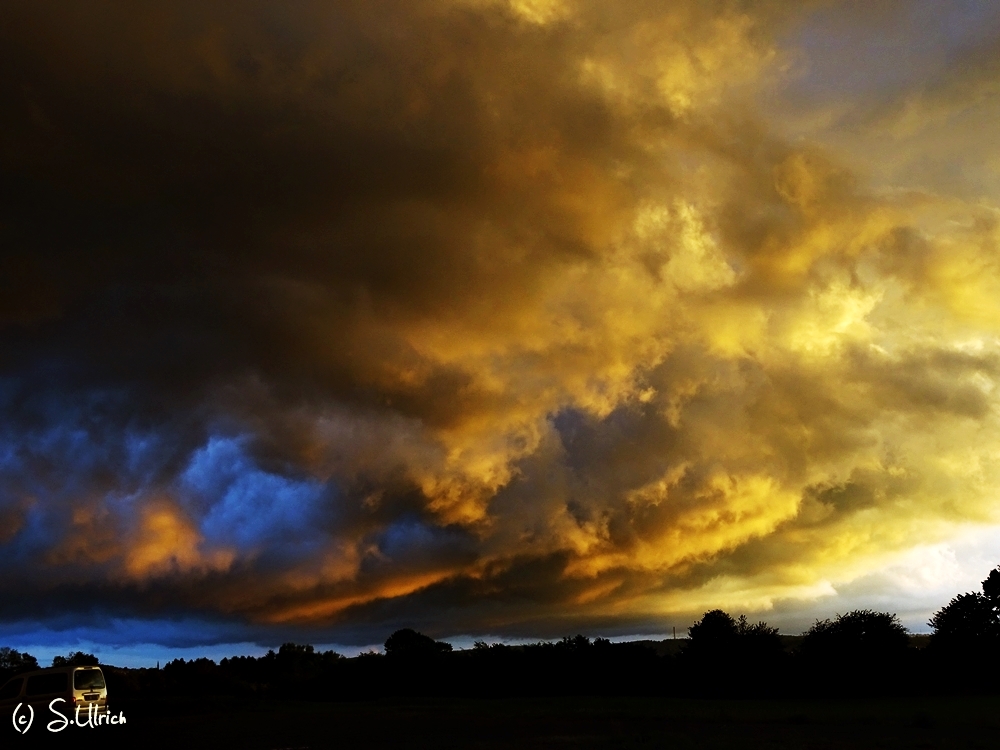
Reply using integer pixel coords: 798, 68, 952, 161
2, 0, 1000, 648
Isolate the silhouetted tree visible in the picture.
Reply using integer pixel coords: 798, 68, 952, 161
384, 628, 453, 657
0, 647, 38, 676
928, 565, 1000, 657
735, 615, 785, 659
682, 610, 786, 696
687, 609, 739, 654
279, 642, 314, 657
797, 610, 910, 696
555, 634, 592, 653
52, 651, 100, 667
929, 592, 998, 652
687, 610, 783, 655
802, 610, 909, 659
925, 566, 1000, 692
983, 567, 1000, 601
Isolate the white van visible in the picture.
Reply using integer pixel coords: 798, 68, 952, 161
0, 665, 108, 725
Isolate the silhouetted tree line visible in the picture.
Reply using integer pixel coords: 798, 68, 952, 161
0, 647, 38, 684
7, 566, 1000, 702
0, 648, 96, 685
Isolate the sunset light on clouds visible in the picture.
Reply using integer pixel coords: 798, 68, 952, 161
3, 0, 1000, 662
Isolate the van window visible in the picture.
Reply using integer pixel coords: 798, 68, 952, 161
26, 673, 68, 696
0, 677, 23, 700
74, 669, 105, 690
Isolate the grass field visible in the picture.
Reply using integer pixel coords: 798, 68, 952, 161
19, 693, 999, 749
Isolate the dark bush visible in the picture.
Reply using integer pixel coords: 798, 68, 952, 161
802, 610, 909, 659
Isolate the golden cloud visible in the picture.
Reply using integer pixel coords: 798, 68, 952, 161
124, 502, 233, 580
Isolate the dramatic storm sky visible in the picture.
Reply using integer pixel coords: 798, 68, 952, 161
4, 0, 1000, 662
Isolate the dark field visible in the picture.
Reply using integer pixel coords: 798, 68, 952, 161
17, 694, 1000, 750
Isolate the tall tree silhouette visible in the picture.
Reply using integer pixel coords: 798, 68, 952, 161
0, 647, 38, 680
930, 566, 1000, 654
683, 610, 786, 696
735, 615, 784, 659
982, 566, 1000, 611
686, 610, 783, 656
686, 609, 739, 657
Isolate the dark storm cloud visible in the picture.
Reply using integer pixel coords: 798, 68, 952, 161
3, 0, 1000, 649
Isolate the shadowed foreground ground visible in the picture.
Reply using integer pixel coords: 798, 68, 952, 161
16, 695, 1000, 749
